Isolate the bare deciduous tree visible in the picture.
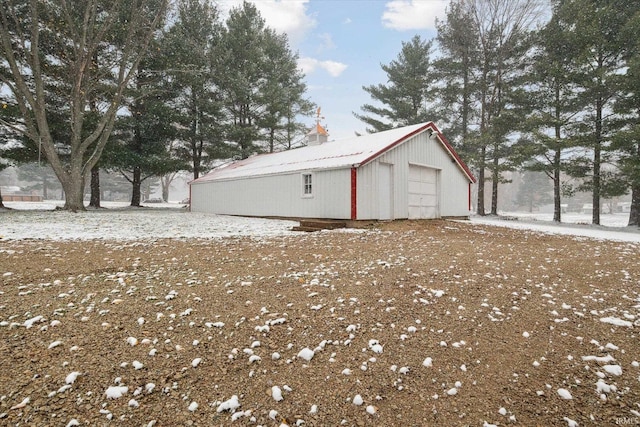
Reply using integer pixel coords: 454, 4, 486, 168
0, 0, 167, 210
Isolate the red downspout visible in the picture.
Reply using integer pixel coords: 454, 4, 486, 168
351, 167, 357, 220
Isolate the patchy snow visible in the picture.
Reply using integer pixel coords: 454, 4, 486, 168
1, 203, 639, 425
557, 388, 573, 400
470, 212, 639, 243
105, 386, 128, 399
600, 317, 634, 328
297, 347, 315, 362
2, 201, 638, 242
216, 395, 240, 413
0, 202, 640, 426
0, 201, 297, 240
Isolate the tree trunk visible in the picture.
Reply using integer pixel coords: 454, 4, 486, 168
592, 129, 601, 225
592, 62, 604, 225
462, 55, 470, 143
130, 166, 142, 207
0, 188, 4, 208
59, 170, 86, 211
42, 170, 49, 200
269, 128, 275, 153
89, 165, 101, 208
476, 146, 486, 216
491, 153, 499, 215
629, 183, 640, 227
192, 146, 201, 180
553, 148, 562, 223
553, 87, 562, 223
161, 179, 170, 202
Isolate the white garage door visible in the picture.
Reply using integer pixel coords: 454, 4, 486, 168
408, 165, 439, 219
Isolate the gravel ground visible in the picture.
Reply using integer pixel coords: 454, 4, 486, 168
1, 220, 639, 427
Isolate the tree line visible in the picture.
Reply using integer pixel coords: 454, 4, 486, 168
355, 0, 640, 227
0, 0, 313, 210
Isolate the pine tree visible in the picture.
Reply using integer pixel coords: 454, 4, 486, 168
514, 170, 553, 212
433, 0, 543, 216
468, 0, 543, 216
433, 1, 480, 152
513, 12, 583, 222
164, 0, 226, 180
354, 35, 434, 132
211, 2, 311, 159
257, 31, 315, 153
554, 0, 640, 224
612, 34, 640, 226
107, 49, 184, 207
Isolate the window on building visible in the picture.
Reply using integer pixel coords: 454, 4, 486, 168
302, 173, 313, 196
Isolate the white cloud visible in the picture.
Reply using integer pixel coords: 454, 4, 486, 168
298, 57, 348, 78
317, 33, 335, 51
217, 0, 316, 45
381, 0, 448, 31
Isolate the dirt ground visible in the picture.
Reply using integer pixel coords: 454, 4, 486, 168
1, 220, 639, 427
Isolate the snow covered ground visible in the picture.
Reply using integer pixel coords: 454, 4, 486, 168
0, 201, 297, 241
1, 200, 638, 242
470, 211, 639, 243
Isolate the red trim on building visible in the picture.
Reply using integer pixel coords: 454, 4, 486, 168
350, 167, 357, 220
356, 122, 476, 184
358, 124, 432, 167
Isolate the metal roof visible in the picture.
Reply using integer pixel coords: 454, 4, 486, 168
192, 122, 475, 183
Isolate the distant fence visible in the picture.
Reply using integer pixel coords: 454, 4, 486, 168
3, 194, 43, 202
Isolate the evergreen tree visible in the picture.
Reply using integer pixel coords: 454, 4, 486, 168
514, 12, 583, 222
164, 0, 226, 179
212, 1, 311, 159
0, 0, 168, 211
214, 2, 267, 159
107, 49, 185, 207
612, 50, 640, 226
257, 31, 315, 153
354, 35, 435, 132
554, 0, 640, 224
514, 170, 553, 212
433, 1, 480, 152
466, 0, 543, 216
433, 0, 543, 216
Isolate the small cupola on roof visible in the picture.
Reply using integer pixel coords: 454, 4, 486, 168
306, 107, 329, 146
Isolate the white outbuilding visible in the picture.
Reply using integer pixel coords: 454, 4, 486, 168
189, 122, 476, 220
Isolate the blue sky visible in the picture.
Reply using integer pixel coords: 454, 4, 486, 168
217, 0, 449, 141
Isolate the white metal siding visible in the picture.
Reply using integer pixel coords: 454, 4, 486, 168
190, 168, 353, 219
356, 132, 470, 219
378, 163, 393, 220
191, 129, 471, 220
408, 165, 439, 219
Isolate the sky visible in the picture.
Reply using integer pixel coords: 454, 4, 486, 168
216, 0, 450, 141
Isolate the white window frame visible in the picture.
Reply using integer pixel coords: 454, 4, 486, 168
302, 173, 313, 198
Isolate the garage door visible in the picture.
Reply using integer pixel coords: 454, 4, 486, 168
408, 165, 438, 219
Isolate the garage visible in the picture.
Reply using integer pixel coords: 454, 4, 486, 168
190, 122, 474, 220
408, 164, 439, 219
